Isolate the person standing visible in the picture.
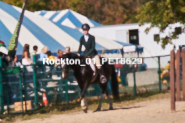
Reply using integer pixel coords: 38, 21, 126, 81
55, 49, 63, 70
65, 47, 70, 54
56, 49, 63, 59
22, 50, 33, 72
78, 23, 107, 84
22, 44, 30, 59
31, 45, 38, 61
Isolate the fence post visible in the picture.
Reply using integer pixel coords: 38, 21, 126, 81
170, 50, 175, 111
65, 79, 69, 104
176, 50, 181, 101
22, 65, 27, 112
158, 56, 162, 92
32, 54, 38, 108
18, 67, 23, 112
182, 49, 185, 101
0, 57, 4, 114
133, 65, 137, 96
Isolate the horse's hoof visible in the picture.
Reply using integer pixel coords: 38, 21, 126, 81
93, 108, 101, 113
109, 107, 113, 110
83, 109, 88, 113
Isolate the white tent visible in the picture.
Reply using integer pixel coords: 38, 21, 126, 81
34, 9, 101, 29
0, 2, 123, 55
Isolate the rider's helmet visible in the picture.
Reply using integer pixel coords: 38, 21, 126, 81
82, 23, 90, 30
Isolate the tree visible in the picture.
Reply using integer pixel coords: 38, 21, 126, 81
67, 0, 142, 24
136, 0, 185, 48
2, 0, 68, 11
2, 0, 151, 25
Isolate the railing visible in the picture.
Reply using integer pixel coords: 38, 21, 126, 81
0, 54, 170, 114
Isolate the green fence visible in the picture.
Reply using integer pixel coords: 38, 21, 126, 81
116, 55, 170, 95
0, 55, 170, 114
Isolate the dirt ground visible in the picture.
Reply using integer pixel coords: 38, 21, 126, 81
14, 98, 185, 123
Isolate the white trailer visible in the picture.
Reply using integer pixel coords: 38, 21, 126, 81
88, 23, 185, 57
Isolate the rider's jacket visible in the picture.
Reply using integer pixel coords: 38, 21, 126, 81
78, 34, 98, 57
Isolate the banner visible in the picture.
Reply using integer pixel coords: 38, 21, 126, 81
8, 0, 28, 58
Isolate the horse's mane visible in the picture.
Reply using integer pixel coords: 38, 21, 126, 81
63, 53, 90, 60
62, 53, 90, 66
63, 53, 79, 59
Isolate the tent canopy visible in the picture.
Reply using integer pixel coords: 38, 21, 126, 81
0, 2, 143, 55
0, 2, 124, 54
116, 41, 143, 53
34, 9, 144, 54
34, 9, 102, 29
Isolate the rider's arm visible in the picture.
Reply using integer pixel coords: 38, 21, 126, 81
86, 37, 95, 56
78, 38, 83, 55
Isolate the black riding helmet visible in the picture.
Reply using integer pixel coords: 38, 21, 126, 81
82, 23, 90, 30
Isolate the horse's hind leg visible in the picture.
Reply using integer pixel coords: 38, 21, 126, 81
106, 90, 113, 110
94, 83, 107, 112
94, 94, 104, 112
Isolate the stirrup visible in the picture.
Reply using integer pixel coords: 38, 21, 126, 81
100, 75, 107, 84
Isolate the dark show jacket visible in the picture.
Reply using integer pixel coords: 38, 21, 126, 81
78, 34, 98, 57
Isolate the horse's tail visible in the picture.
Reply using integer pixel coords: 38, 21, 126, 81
111, 65, 120, 101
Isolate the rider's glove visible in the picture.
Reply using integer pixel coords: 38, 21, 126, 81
77, 53, 80, 56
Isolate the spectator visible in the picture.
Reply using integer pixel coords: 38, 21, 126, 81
165, 61, 170, 71
13, 55, 21, 67
120, 64, 129, 86
46, 51, 55, 61
46, 51, 55, 74
22, 51, 33, 72
57, 49, 63, 59
55, 50, 63, 70
22, 44, 30, 58
137, 58, 147, 71
65, 47, 70, 54
39, 46, 48, 61
31, 45, 38, 60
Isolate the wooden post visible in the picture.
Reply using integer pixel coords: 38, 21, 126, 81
176, 50, 181, 101
170, 50, 175, 111
158, 56, 162, 92
182, 49, 185, 101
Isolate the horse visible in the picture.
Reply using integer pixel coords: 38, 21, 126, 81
61, 53, 119, 113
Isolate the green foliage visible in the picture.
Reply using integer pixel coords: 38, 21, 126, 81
137, 0, 185, 48
2, 0, 151, 24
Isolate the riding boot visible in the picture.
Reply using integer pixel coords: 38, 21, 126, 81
98, 67, 107, 84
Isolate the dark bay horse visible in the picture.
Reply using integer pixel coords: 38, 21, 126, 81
62, 53, 119, 112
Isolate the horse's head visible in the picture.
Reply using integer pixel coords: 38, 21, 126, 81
61, 53, 80, 79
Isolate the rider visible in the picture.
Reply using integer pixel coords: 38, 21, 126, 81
78, 23, 107, 84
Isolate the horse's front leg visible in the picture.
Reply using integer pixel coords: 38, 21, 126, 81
80, 79, 90, 113
81, 97, 88, 113
105, 90, 113, 110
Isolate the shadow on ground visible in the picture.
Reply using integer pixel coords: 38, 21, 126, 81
0, 90, 168, 122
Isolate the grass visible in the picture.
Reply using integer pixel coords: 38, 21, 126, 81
0, 90, 170, 123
